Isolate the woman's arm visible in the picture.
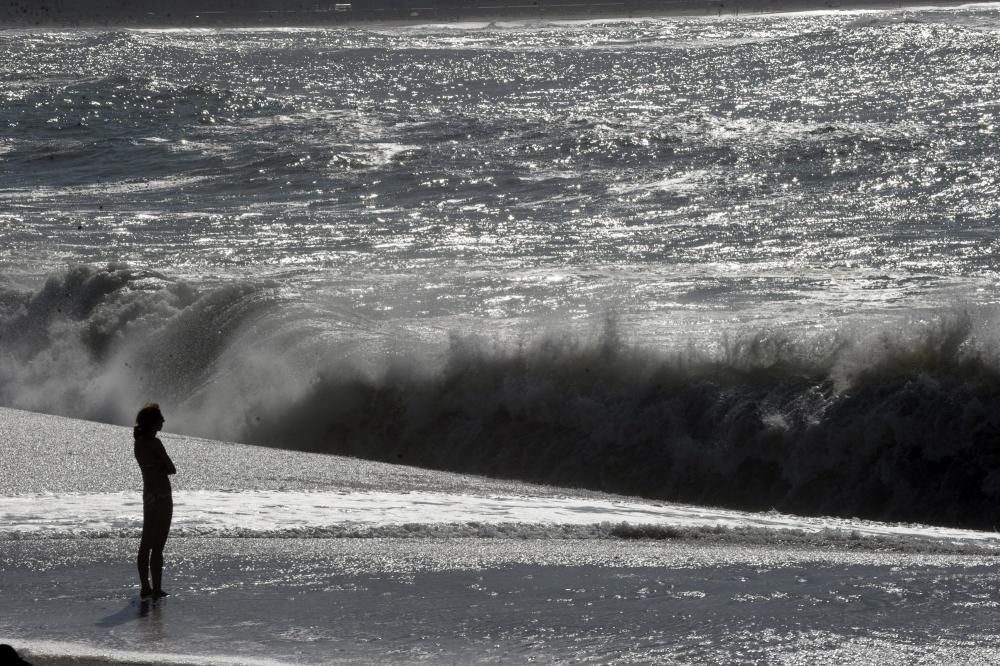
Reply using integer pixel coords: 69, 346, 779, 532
155, 439, 177, 475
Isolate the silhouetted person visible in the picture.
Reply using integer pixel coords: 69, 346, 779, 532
0, 644, 32, 665
134, 402, 175, 599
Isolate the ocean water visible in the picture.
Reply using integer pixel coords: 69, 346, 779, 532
3, 7, 1000, 527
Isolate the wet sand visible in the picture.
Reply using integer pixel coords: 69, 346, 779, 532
5, 537, 1000, 665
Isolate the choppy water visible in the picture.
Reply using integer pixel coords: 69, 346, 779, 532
3, 8, 1000, 525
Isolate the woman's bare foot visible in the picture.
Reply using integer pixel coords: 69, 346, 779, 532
152, 589, 169, 599
140, 587, 153, 598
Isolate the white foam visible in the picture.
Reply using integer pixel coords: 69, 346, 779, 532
4, 489, 999, 544
0, 639, 293, 666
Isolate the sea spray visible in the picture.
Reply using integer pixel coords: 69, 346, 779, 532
0, 265, 281, 425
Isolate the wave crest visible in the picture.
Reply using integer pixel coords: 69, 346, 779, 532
243, 314, 1000, 529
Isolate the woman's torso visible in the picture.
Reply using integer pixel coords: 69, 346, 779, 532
134, 436, 173, 499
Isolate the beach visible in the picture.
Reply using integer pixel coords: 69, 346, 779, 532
8, 536, 1000, 664
4, 5, 1000, 662
5, 407, 1000, 664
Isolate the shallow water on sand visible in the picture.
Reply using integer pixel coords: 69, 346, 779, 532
5, 538, 1000, 665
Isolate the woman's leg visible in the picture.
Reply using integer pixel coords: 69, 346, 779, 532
137, 513, 154, 596
150, 502, 173, 596
138, 502, 172, 597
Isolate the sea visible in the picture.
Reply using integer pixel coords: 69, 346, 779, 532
3, 5, 1000, 530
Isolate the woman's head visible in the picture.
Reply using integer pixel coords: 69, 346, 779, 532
135, 402, 165, 436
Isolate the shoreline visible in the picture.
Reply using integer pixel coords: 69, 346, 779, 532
0, 0, 989, 28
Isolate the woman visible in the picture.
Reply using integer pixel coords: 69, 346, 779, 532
133, 402, 175, 599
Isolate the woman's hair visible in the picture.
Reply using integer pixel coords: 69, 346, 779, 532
134, 402, 164, 438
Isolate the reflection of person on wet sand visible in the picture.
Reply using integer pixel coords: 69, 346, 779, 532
134, 402, 175, 599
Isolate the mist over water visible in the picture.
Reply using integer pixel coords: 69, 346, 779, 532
3, 7, 1000, 526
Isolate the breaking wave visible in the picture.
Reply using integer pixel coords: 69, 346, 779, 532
5, 264, 1000, 529
243, 314, 1000, 530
